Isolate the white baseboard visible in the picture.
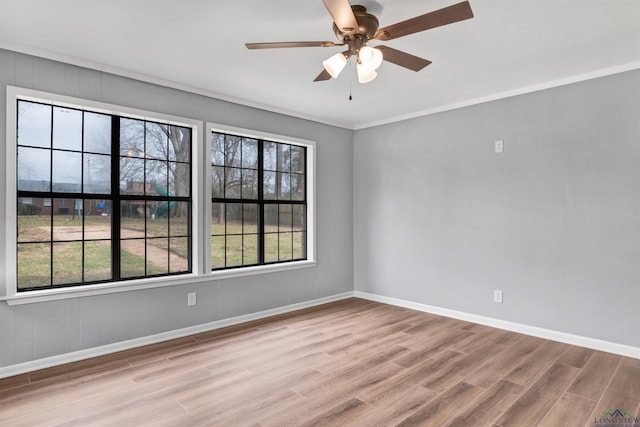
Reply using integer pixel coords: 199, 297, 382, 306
355, 291, 640, 359
0, 292, 354, 380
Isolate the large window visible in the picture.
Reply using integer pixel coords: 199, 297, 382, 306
15, 99, 193, 291
210, 131, 308, 269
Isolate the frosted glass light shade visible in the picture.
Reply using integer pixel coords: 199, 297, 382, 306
357, 62, 377, 83
358, 46, 383, 70
322, 53, 347, 78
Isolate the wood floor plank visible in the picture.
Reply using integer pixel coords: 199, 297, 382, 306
396, 382, 484, 427
503, 340, 571, 387
446, 380, 524, 427
588, 364, 640, 424
349, 385, 437, 426
567, 351, 622, 401
496, 363, 581, 427
537, 392, 597, 427
558, 346, 595, 369
297, 398, 373, 427
0, 299, 633, 427
464, 335, 543, 389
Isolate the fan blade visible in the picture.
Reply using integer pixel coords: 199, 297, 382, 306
246, 41, 339, 49
376, 1, 474, 41
375, 46, 431, 71
322, 0, 359, 33
314, 69, 332, 82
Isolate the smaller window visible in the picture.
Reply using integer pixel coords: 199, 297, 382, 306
209, 127, 313, 272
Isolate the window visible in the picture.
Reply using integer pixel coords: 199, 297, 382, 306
210, 130, 308, 269
14, 98, 194, 291
4, 87, 314, 303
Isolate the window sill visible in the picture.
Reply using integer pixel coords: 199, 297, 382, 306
2, 260, 316, 305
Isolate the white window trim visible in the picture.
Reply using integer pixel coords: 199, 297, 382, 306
2, 87, 316, 306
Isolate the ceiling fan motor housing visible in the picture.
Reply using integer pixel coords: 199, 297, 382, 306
332, 5, 379, 42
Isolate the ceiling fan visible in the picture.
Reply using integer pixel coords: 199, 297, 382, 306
246, 0, 474, 83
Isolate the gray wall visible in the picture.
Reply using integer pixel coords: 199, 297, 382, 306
0, 49, 354, 368
354, 69, 640, 348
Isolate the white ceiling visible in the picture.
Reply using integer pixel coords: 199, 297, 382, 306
1, 0, 639, 129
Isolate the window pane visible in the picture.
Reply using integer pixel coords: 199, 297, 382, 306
279, 233, 293, 261
291, 174, 305, 201
18, 147, 50, 190
212, 202, 225, 235
293, 232, 305, 259
242, 169, 258, 199
292, 205, 305, 231
149, 201, 169, 238
264, 204, 278, 233
211, 132, 225, 166
242, 138, 258, 169
278, 173, 291, 200
147, 160, 168, 192
212, 166, 224, 198
264, 142, 277, 171
226, 203, 242, 234
170, 237, 189, 273
263, 171, 276, 200
84, 240, 112, 282
225, 167, 241, 198
121, 201, 146, 234
225, 135, 242, 168
211, 236, 225, 268
291, 145, 305, 174
145, 122, 168, 160
18, 198, 51, 242
279, 204, 292, 231
170, 202, 190, 236
84, 200, 111, 238
120, 118, 145, 157
53, 151, 82, 192
277, 144, 291, 172
120, 157, 145, 194
264, 234, 278, 263
170, 162, 190, 197
53, 107, 82, 151
243, 234, 258, 265
226, 235, 243, 267
243, 204, 258, 234
121, 239, 146, 278
147, 238, 169, 275
52, 241, 83, 285
84, 154, 111, 194
169, 125, 191, 163
17, 243, 51, 288
84, 112, 111, 154
53, 198, 83, 240
18, 101, 51, 148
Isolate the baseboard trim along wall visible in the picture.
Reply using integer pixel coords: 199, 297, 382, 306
2, 290, 637, 379
0, 292, 354, 380
355, 291, 640, 360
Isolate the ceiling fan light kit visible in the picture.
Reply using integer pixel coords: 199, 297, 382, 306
246, 0, 474, 83
322, 52, 348, 78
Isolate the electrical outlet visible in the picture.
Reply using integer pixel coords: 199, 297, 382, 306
495, 140, 504, 153
493, 289, 503, 304
187, 292, 197, 306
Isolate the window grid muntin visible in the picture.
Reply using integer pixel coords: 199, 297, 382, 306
16, 100, 193, 291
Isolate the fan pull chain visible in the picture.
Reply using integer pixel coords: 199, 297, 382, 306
348, 57, 353, 101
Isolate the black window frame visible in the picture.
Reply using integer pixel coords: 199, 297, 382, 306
15, 99, 193, 292
210, 131, 308, 270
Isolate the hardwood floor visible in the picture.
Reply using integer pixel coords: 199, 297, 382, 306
0, 298, 638, 426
